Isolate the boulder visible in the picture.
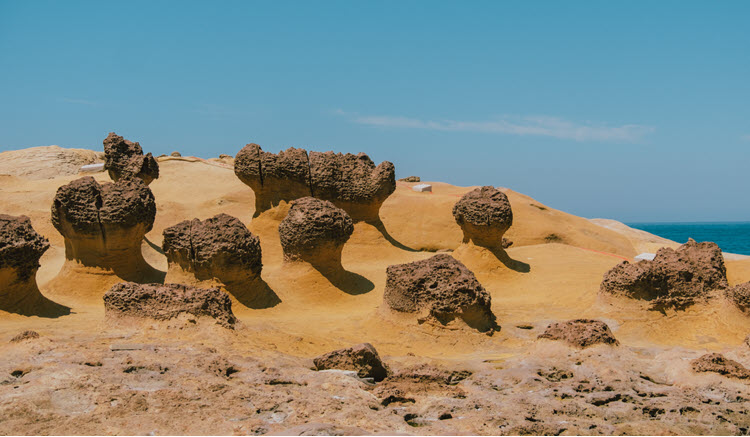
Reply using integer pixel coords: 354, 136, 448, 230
538, 319, 619, 348
600, 239, 727, 310
9, 330, 40, 343
103, 282, 237, 328
313, 343, 390, 382
383, 254, 498, 332
453, 186, 513, 249
103, 132, 159, 185
170, 151, 181, 157
278, 197, 353, 268
725, 282, 750, 312
51, 176, 157, 281
691, 353, 750, 379
398, 176, 420, 182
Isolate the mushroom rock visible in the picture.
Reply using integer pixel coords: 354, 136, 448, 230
308, 151, 396, 222
600, 239, 727, 310
537, 319, 619, 348
383, 254, 498, 333
278, 197, 354, 270
51, 176, 159, 283
234, 143, 396, 221
0, 214, 68, 316
452, 186, 513, 249
103, 132, 159, 185
103, 282, 237, 329
162, 213, 263, 295
313, 343, 390, 382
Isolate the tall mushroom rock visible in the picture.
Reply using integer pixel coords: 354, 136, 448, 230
452, 186, 513, 249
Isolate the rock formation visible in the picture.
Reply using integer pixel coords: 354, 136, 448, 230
538, 319, 619, 348
383, 254, 498, 333
691, 353, 750, 379
398, 176, 420, 182
725, 281, 750, 312
234, 144, 395, 221
453, 186, 513, 249
103, 132, 159, 185
51, 176, 158, 282
313, 343, 390, 382
279, 197, 354, 269
0, 214, 67, 316
103, 282, 237, 328
9, 330, 40, 343
0, 145, 103, 180
600, 239, 727, 310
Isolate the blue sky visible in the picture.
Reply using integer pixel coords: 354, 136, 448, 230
1, 1, 748, 222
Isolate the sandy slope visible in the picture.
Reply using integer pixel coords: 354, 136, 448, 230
2, 149, 750, 435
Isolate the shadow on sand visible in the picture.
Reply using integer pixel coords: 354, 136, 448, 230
224, 277, 282, 309
487, 246, 531, 273
312, 264, 375, 295
368, 218, 419, 252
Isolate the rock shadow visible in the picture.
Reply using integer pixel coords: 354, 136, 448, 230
311, 263, 375, 296
2, 294, 71, 318
368, 218, 419, 252
488, 246, 531, 273
224, 276, 282, 309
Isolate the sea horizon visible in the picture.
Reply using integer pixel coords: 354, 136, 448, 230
626, 221, 750, 256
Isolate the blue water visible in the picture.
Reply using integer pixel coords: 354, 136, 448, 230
627, 222, 750, 256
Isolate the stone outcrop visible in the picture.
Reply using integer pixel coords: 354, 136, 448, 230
51, 176, 157, 281
398, 176, 420, 182
103, 282, 237, 328
691, 353, 750, 379
600, 239, 727, 310
453, 186, 513, 248
313, 343, 390, 382
383, 254, 498, 333
538, 319, 619, 348
279, 197, 353, 269
9, 330, 40, 343
725, 282, 750, 312
162, 213, 262, 286
0, 146, 103, 180
234, 144, 395, 221
103, 132, 159, 185
0, 214, 66, 315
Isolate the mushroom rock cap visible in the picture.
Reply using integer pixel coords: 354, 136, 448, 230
313, 343, 390, 382
452, 186, 513, 248
538, 319, 619, 348
279, 197, 354, 266
383, 254, 498, 333
162, 213, 262, 284
103, 132, 159, 185
103, 282, 237, 328
600, 238, 727, 310
0, 214, 50, 280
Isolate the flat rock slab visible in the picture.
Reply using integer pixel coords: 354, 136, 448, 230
412, 183, 432, 192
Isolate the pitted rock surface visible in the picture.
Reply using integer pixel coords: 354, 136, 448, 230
103, 282, 237, 328
691, 353, 750, 379
103, 132, 159, 184
0, 214, 50, 280
383, 254, 497, 332
278, 197, 353, 264
725, 282, 750, 312
453, 186, 513, 248
313, 343, 390, 382
600, 239, 727, 310
162, 213, 262, 282
538, 319, 619, 348
234, 143, 395, 221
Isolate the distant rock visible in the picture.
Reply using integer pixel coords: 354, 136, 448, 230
398, 176, 420, 182
103, 282, 237, 328
691, 353, 750, 379
0, 145, 102, 180
600, 239, 727, 310
725, 282, 750, 312
170, 151, 181, 157
10, 330, 40, 343
103, 132, 159, 185
538, 319, 619, 348
384, 254, 498, 333
313, 343, 389, 382
453, 186, 513, 249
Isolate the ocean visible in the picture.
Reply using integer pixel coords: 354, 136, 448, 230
627, 222, 750, 256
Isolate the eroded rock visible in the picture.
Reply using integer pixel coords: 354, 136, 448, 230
691, 353, 750, 379
383, 254, 498, 332
538, 319, 619, 348
453, 186, 513, 248
103, 282, 237, 328
103, 132, 159, 185
600, 239, 727, 310
279, 197, 353, 268
726, 282, 750, 312
313, 343, 389, 382
9, 330, 40, 343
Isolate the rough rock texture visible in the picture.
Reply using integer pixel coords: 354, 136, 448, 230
726, 281, 750, 312
538, 319, 619, 348
103, 282, 237, 328
278, 197, 353, 268
162, 213, 262, 285
9, 330, 40, 343
51, 176, 157, 280
453, 186, 513, 248
234, 144, 395, 221
170, 151, 181, 157
600, 239, 728, 310
103, 132, 159, 185
0, 146, 103, 180
313, 343, 390, 382
383, 254, 497, 332
398, 176, 420, 182
691, 353, 750, 379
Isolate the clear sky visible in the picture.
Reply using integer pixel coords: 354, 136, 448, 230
1, 1, 748, 222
